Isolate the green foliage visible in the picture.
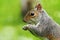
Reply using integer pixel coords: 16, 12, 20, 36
0, 0, 60, 40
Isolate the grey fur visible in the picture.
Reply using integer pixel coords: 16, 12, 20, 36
23, 9, 60, 40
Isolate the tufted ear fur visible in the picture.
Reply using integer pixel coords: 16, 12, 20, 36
35, 4, 42, 10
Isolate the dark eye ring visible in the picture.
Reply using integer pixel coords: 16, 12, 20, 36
30, 13, 34, 16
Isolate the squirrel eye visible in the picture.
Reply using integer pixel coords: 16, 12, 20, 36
30, 13, 34, 16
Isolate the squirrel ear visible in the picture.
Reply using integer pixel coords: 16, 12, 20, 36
35, 4, 42, 10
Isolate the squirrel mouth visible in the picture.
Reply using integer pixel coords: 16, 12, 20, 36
23, 19, 37, 25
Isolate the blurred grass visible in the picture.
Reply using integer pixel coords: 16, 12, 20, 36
0, 0, 60, 40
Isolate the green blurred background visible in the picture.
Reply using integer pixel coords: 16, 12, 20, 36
0, 0, 60, 40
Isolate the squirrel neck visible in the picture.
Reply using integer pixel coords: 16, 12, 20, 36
40, 10, 50, 25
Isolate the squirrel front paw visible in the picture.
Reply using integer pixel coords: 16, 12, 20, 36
23, 25, 28, 30
23, 24, 32, 30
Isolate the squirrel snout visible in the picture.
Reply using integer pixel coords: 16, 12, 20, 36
23, 19, 26, 22
23, 16, 29, 22
23, 18, 27, 22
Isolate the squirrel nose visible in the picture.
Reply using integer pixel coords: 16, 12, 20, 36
23, 18, 27, 22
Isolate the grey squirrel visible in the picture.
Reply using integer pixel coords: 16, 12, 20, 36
23, 4, 60, 40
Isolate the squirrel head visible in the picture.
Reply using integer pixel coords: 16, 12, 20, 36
23, 4, 43, 24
